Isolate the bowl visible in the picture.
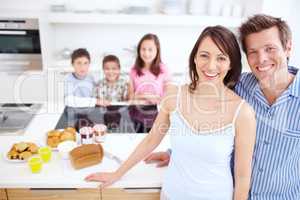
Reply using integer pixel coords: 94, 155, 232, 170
57, 141, 77, 159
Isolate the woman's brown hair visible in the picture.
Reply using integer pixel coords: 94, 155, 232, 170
189, 25, 242, 92
134, 33, 162, 77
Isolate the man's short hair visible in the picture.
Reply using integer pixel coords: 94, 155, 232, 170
239, 14, 292, 53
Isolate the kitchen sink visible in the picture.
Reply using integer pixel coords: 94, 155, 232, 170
0, 103, 42, 135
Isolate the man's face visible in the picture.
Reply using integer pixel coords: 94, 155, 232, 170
245, 26, 291, 85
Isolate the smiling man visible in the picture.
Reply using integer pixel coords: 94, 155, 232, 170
145, 14, 300, 199
236, 14, 300, 199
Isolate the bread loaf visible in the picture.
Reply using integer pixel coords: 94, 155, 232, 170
69, 144, 104, 170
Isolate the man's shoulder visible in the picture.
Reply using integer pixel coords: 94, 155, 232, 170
234, 72, 258, 96
239, 71, 256, 82
237, 72, 257, 87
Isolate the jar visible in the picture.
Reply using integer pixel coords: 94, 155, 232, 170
79, 127, 94, 144
93, 124, 107, 143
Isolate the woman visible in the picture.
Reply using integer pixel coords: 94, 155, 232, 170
85, 26, 256, 200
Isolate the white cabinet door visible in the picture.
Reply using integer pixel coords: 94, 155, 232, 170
0, 72, 47, 103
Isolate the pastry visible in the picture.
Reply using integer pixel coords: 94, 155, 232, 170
15, 142, 28, 152
47, 136, 60, 148
60, 131, 75, 142
27, 143, 39, 153
48, 130, 61, 137
7, 142, 39, 161
64, 127, 76, 135
7, 150, 19, 160
19, 151, 32, 160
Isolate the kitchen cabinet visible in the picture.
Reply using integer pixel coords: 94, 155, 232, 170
47, 13, 243, 27
6, 188, 160, 200
102, 188, 160, 200
6, 189, 100, 200
0, 189, 7, 200
0, 72, 47, 104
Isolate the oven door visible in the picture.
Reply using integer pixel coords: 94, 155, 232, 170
0, 29, 42, 72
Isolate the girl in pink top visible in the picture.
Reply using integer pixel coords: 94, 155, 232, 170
129, 33, 171, 104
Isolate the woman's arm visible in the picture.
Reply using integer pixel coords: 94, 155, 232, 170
85, 87, 177, 187
233, 102, 256, 200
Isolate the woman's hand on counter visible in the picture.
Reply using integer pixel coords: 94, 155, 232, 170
84, 171, 121, 188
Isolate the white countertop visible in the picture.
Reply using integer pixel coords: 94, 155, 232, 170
0, 104, 169, 189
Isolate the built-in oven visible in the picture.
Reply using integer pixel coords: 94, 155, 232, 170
0, 18, 42, 72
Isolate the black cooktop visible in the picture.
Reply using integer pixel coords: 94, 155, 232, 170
55, 105, 158, 133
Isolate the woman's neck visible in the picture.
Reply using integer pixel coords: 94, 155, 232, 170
143, 63, 151, 70
193, 82, 228, 99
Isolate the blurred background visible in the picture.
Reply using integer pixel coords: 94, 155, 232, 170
0, 0, 299, 105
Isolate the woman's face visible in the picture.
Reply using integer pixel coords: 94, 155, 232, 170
194, 36, 231, 86
139, 39, 158, 66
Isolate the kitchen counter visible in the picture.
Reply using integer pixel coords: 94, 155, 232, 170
0, 104, 169, 189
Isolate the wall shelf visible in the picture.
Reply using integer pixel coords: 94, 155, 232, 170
47, 13, 244, 27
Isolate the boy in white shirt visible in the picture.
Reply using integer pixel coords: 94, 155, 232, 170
64, 48, 101, 107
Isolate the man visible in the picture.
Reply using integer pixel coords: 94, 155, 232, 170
145, 14, 300, 199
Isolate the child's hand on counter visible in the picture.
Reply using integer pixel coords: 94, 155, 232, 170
96, 98, 111, 107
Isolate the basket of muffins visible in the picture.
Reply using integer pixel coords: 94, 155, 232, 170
46, 127, 78, 149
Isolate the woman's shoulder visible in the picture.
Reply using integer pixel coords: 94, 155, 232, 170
129, 66, 139, 76
159, 63, 169, 73
224, 89, 255, 120
160, 84, 187, 113
234, 97, 255, 127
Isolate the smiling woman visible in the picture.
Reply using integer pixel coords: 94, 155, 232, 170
84, 25, 256, 200
188, 26, 242, 92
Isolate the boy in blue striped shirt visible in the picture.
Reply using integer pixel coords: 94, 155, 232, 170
145, 14, 300, 200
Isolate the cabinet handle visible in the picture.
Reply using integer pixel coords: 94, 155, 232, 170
123, 187, 161, 193
29, 188, 77, 191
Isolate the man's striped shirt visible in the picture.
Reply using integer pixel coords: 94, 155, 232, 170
235, 66, 300, 200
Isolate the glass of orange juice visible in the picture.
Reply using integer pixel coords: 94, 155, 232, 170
28, 157, 42, 173
38, 146, 52, 163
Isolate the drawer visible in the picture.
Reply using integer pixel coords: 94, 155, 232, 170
102, 188, 160, 200
6, 189, 100, 200
0, 189, 7, 200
